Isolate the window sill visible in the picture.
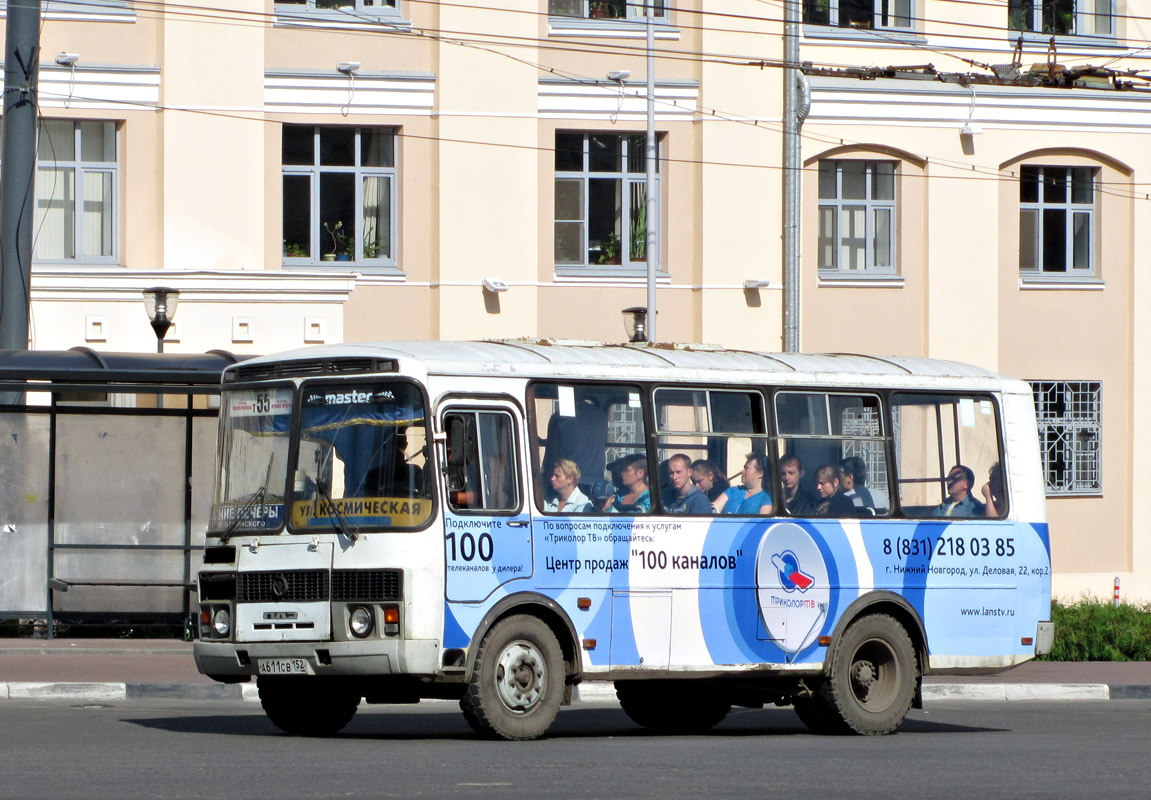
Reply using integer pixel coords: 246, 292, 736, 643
2, 1, 135, 22
1019, 275, 1104, 290
283, 262, 402, 276
33, 261, 121, 269
548, 17, 680, 40
555, 267, 671, 282
802, 26, 925, 45
1008, 31, 1121, 49
818, 272, 904, 288
274, 10, 410, 30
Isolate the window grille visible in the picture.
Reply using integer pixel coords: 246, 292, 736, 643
1030, 380, 1101, 494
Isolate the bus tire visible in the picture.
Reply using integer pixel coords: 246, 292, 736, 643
821, 613, 917, 735
792, 691, 849, 735
460, 614, 565, 741
616, 681, 731, 734
257, 677, 360, 736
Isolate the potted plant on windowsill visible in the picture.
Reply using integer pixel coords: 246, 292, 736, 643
284, 241, 307, 258
324, 220, 353, 262
597, 232, 622, 265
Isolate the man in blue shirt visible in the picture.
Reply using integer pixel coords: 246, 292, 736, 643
663, 453, 712, 514
933, 464, 986, 517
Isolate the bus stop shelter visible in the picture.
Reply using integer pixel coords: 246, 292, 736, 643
0, 348, 248, 636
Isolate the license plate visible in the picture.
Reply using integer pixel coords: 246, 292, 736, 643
257, 658, 309, 675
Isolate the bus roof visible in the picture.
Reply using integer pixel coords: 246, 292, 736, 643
227, 340, 1028, 393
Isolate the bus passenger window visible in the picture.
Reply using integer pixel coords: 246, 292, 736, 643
653, 388, 769, 515
444, 410, 520, 513
775, 391, 889, 518
891, 394, 1006, 518
528, 382, 649, 514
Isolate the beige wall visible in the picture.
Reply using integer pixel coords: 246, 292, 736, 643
11, 1, 1151, 601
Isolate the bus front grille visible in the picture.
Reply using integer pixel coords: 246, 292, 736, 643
332, 569, 403, 602
237, 570, 329, 602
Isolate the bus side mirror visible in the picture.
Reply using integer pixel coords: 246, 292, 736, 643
446, 416, 470, 469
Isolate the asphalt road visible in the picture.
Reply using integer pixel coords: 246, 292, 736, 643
1, 699, 1148, 799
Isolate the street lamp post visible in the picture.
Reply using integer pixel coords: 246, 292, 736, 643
142, 287, 179, 353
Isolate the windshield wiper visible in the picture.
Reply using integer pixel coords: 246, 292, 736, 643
219, 456, 275, 544
219, 487, 265, 545
316, 477, 358, 543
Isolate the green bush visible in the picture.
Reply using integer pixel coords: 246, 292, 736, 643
1041, 598, 1151, 661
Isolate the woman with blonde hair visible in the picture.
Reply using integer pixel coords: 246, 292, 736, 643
545, 459, 591, 513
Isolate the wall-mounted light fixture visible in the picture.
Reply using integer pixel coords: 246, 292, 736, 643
337, 61, 360, 75
142, 287, 180, 353
607, 69, 631, 83
482, 278, 508, 294
743, 279, 771, 289
55, 52, 79, 66
960, 84, 982, 136
622, 306, 650, 343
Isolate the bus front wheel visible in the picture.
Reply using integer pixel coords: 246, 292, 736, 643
819, 613, 917, 735
257, 677, 360, 736
460, 614, 565, 741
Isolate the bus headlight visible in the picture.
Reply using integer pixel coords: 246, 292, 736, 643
349, 606, 374, 638
211, 607, 231, 637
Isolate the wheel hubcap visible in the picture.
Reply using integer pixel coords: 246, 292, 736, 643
494, 639, 546, 714
849, 639, 898, 710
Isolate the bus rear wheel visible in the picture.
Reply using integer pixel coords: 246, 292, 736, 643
460, 615, 565, 741
616, 681, 731, 734
819, 613, 917, 735
258, 677, 360, 736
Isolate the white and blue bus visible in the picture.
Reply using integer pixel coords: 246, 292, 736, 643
194, 341, 1053, 739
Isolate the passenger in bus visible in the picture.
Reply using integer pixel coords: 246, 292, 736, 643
813, 465, 857, 517
690, 459, 731, 504
663, 453, 712, 514
542, 395, 608, 496
981, 463, 1004, 518
933, 465, 986, 517
713, 454, 773, 515
544, 459, 592, 514
780, 454, 818, 516
599, 454, 651, 513
840, 456, 885, 513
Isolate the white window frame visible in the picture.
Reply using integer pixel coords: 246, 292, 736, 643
281, 125, 399, 270
803, 0, 916, 32
274, 0, 400, 19
1018, 165, 1096, 277
554, 132, 661, 276
1008, 0, 1114, 39
32, 119, 119, 265
817, 160, 897, 276
1030, 380, 1102, 495
548, 0, 668, 23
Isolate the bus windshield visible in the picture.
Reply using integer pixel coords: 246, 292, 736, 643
210, 387, 293, 533
290, 381, 433, 532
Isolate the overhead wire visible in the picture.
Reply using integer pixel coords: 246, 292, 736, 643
23, 0, 1151, 204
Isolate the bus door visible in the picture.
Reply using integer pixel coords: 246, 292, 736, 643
439, 401, 533, 603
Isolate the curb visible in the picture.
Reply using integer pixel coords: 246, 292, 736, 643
3, 680, 1147, 704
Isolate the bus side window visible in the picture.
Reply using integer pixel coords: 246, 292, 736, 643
527, 382, 648, 514
891, 394, 1007, 519
444, 410, 520, 513
774, 391, 889, 518
654, 387, 770, 514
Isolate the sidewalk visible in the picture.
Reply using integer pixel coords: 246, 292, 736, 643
1, 639, 1149, 703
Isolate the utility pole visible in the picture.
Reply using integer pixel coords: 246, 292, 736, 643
0, 0, 41, 362
782, 0, 800, 353
644, 0, 657, 343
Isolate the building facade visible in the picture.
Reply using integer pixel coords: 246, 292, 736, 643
5, 0, 1151, 601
